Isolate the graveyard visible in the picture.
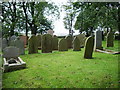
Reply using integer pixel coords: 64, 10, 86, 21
2, 39, 119, 88
1, 1, 120, 89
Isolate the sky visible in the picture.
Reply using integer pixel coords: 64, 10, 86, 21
46, 0, 79, 36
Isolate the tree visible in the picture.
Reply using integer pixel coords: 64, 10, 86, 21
73, 2, 119, 35
63, 0, 77, 36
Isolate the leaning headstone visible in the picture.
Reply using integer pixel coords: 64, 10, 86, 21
84, 36, 94, 59
47, 30, 54, 36
52, 35, 58, 50
94, 30, 103, 50
3, 46, 20, 58
76, 34, 86, 47
73, 37, 81, 51
2, 38, 8, 50
28, 35, 38, 54
58, 38, 68, 51
41, 34, 52, 53
14, 37, 25, 55
36, 35, 41, 49
106, 30, 114, 47
3, 46, 26, 72
65, 35, 73, 48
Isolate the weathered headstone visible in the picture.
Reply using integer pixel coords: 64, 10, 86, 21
73, 37, 81, 51
47, 30, 54, 36
58, 38, 68, 51
28, 35, 38, 54
3, 46, 20, 58
65, 35, 73, 48
2, 38, 8, 50
36, 35, 41, 49
52, 35, 58, 50
94, 30, 103, 50
3, 46, 26, 72
9, 35, 17, 46
106, 30, 114, 47
20, 35, 28, 48
41, 34, 52, 53
76, 34, 86, 48
14, 37, 25, 55
84, 36, 94, 59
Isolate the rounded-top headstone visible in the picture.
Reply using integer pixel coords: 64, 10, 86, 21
65, 35, 73, 48
73, 37, 81, 51
84, 36, 94, 59
41, 34, 53, 53
106, 30, 114, 47
76, 34, 86, 47
28, 35, 38, 54
58, 38, 68, 51
52, 35, 58, 50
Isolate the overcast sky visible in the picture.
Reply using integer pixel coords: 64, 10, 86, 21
46, 0, 79, 36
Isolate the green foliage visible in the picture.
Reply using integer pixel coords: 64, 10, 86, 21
74, 2, 119, 35
1, 1, 60, 37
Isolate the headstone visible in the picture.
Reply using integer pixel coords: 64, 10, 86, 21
58, 38, 68, 51
3, 46, 20, 58
47, 30, 54, 36
84, 36, 94, 59
9, 35, 17, 46
36, 35, 41, 49
14, 37, 25, 55
10, 35, 17, 41
65, 35, 73, 48
76, 34, 86, 47
3, 46, 26, 72
52, 35, 58, 50
41, 34, 52, 53
73, 37, 81, 51
106, 31, 114, 47
2, 38, 8, 50
20, 35, 28, 48
94, 30, 103, 50
28, 35, 38, 54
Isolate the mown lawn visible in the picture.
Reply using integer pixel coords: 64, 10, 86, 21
2, 40, 119, 88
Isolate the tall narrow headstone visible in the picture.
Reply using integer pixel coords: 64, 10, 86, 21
58, 38, 68, 51
28, 35, 38, 54
37, 35, 41, 49
14, 37, 25, 55
76, 34, 86, 48
65, 35, 73, 48
106, 31, 114, 47
94, 30, 103, 50
73, 37, 81, 51
84, 36, 94, 59
41, 34, 52, 53
52, 35, 58, 50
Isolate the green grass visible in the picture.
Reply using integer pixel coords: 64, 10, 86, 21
2, 40, 119, 88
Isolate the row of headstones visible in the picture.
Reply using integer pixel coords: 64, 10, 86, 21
1, 35, 25, 55
28, 34, 86, 54
94, 30, 114, 50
